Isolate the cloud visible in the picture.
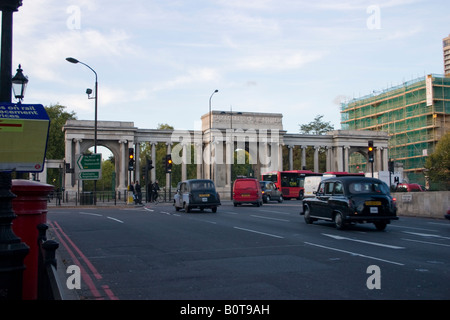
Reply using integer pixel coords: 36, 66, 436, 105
236, 50, 325, 71
151, 67, 221, 92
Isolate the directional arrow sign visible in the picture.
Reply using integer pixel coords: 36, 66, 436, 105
322, 233, 404, 249
78, 171, 101, 180
75, 153, 102, 180
77, 154, 101, 170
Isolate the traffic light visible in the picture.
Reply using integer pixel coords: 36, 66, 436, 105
368, 141, 374, 163
165, 154, 172, 173
128, 148, 134, 171
147, 159, 154, 172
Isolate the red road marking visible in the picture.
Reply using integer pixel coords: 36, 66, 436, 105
49, 220, 119, 300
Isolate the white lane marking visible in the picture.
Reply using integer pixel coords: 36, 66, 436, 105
107, 217, 124, 223
258, 209, 291, 215
304, 242, 405, 266
402, 231, 450, 240
251, 215, 290, 222
322, 233, 405, 249
79, 212, 103, 217
402, 238, 450, 247
234, 227, 284, 239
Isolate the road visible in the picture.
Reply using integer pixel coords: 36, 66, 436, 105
47, 200, 450, 302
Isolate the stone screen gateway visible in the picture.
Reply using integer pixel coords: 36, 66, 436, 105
0, 103, 50, 172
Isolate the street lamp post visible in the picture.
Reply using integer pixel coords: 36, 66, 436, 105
209, 89, 218, 181
0, 0, 30, 300
66, 57, 98, 205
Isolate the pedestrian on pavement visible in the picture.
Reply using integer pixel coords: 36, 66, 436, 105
152, 180, 160, 202
135, 180, 142, 204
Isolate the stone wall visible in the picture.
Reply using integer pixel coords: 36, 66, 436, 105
392, 191, 449, 219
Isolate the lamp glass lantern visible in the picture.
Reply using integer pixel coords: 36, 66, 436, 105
12, 64, 28, 102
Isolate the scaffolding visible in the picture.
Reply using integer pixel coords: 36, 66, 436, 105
340, 74, 450, 184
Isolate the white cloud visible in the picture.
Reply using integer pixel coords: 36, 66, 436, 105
236, 50, 325, 71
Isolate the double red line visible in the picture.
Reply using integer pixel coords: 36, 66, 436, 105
48, 220, 119, 300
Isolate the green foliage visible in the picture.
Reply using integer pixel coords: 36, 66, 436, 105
425, 132, 450, 190
45, 104, 77, 159
299, 114, 334, 135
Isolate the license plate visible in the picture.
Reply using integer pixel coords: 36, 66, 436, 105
202, 198, 208, 202
199, 194, 210, 197
241, 194, 250, 197
365, 201, 381, 206
370, 207, 379, 213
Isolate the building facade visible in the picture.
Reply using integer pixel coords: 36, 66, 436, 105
340, 74, 450, 185
444, 34, 450, 77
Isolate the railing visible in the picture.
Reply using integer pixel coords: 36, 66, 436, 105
37, 223, 63, 300
47, 188, 177, 206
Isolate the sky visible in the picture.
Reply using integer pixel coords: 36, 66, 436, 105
11, 0, 449, 136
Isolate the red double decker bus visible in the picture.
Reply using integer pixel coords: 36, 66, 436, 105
262, 170, 321, 200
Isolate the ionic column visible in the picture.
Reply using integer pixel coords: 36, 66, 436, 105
182, 143, 187, 181
118, 140, 127, 192
314, 146, 320, 172
344, 146, 350, 172
301, 146, 307, 169
288, 146, 294, 170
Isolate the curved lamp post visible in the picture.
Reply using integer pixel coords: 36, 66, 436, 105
66, 57, 98, 205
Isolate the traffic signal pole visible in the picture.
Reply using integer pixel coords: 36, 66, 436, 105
368, 140, 374, 178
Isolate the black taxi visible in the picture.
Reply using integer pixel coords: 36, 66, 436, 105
174, 179, 221, 213
301, 176, 398, 230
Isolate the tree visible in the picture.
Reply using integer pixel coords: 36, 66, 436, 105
299, 115, 334, 135
42, 104, 76, 187
425, 132, 450, 190
45, 104, 77, 159
295, 115, 334, 172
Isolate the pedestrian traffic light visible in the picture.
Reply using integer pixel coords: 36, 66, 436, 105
128, 148, 134, 171
165, 154, 172, 173
368, 141, 374, 163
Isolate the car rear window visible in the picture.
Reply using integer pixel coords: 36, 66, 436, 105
191, 181, 215, 190
236, 181, 257, 189
349, 182, 389, 195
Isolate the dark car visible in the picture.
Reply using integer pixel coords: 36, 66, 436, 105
301, 176, 398, 231
174, 179, 221, 213
259, 181, 283, 203
445, 207, 450, 220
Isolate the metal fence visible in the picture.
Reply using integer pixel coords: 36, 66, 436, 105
48, 188, 177, 206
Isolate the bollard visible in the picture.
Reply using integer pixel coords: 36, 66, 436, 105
11, 180, 54, 300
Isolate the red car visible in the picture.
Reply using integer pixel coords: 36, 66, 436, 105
395, 183, 424, 192
233, 178, 263, 207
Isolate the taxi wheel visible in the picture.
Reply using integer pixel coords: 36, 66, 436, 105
334, 212, 345, 230
304, 204, 314, 224
374, 222, 387, 231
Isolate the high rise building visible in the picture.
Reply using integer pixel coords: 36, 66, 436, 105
444, 34, 450, 76
340, 74, 450, 185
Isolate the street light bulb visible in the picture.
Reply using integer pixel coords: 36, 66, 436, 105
66, 57, 79, 64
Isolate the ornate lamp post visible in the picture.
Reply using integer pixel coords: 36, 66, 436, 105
11, 64, 28, 102
0, 0, 30, 300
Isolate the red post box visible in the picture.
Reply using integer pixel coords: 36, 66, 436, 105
11, 179, 54, 300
